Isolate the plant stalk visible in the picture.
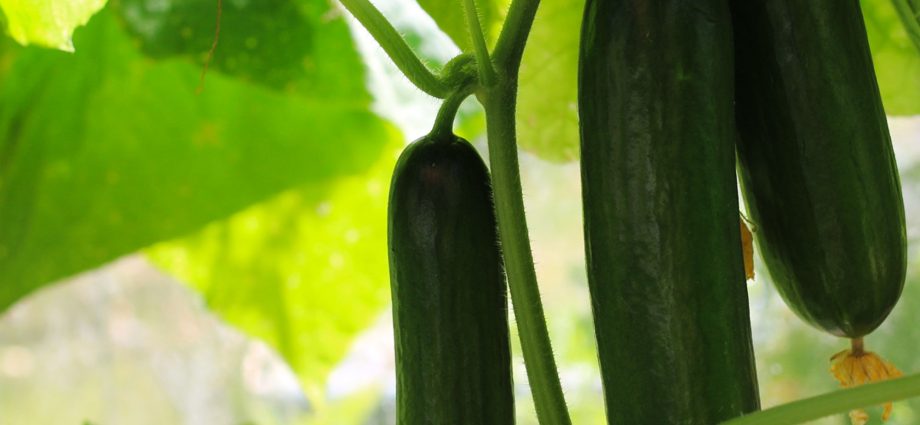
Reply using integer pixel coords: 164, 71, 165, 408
481, 82, 571, 425
338, 0, 449, 98
480, 0, 570, 422
891, 0, 920, 54
722, 373, 920, 425
462, 0, 497, 86
492, 0, 541, 71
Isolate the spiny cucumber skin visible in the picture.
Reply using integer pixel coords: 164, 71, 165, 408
387, 134, 514, 425
579, 0, 761, 423
731, 0, 907, 338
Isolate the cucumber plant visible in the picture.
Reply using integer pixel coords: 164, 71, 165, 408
337, 0, 920, 423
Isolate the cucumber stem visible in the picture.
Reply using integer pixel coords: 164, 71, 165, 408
430, 90, 472, 139
851, 337, 865, 356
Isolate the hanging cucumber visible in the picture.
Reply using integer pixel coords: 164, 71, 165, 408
578, 0, 760, 423
731, 3, 907, 422
387, 128, 514, 425
731, 0, 907, 340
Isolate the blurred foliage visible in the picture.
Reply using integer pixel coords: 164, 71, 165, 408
0, 256, 270, 425
0, 5, 397, 311
412, 0, 507, 53
515, 0, 581, 162
864, 0, 920, 116
0, 0, 106, 51
116, 0, 364, 97
303, 388, 382, 425
0, 0, 402, 408
892, 0, 920, 54
147, 143, 399, 400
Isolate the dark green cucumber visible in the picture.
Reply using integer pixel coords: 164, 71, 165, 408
578, 0, 760, 423
732, 0, 906, 338
387, 133, 513, 425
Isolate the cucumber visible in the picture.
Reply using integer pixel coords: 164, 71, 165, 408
578, 0, 760, 423
731, 0, 907, 338
387, 133, 514, 425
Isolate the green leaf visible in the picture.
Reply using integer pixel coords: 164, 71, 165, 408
146, 143, 399, 397
115, 0, 369, 98
415, 0, 508, 51
0, 0, 107, 51
516, 0, 582, 162
863, 0, 920, 115
0, 7, 396, 311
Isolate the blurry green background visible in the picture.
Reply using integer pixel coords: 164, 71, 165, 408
0, 0, 918, 423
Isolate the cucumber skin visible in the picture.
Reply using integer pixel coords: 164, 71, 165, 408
578, 0, 760, 423
387, 134, 514, 425
732, 0, 906, 338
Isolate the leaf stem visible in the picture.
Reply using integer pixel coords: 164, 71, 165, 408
722, 373, 920, 425
491, 0, 541, 71
338, 0, 449, 98
463, 0, 497, 86
891, 0, 920, 54
480, 0, 569, 423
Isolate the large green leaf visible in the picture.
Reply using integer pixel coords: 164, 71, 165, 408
147, 143, 399, 399
0, 6, 396, 311
115, 0, 368, 99
414, 0, 508, 51
516, 0, 582, 162
0, 0, 106, 51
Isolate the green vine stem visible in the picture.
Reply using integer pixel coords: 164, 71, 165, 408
462, 0, 497, 86
722, 373, 920, 425
338, 0, 449, 98
491, 0, 539, 71
481, 82, 571, 425
891, 0, 920, 54
479, 0, 571, 422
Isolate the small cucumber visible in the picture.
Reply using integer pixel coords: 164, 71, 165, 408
387, 133, 514, 425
